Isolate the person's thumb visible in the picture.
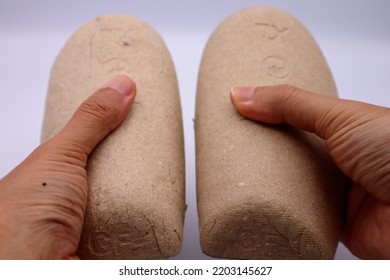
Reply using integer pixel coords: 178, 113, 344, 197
230, 84, 390, 202
49, 75, 136, 158
231, 84, 379, 139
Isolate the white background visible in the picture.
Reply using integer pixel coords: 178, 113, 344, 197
0, 0, 389, 260
0, 260, 387, 279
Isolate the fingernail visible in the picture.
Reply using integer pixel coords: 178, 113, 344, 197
103, 75, 134, 96
231, 86, 255, 102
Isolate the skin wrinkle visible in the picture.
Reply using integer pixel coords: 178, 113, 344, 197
78, 98, 113, 123
340, 133, 373, 175
329, 120, 390, 201
278, 86, 318, 132
319, 104, 363, 140
37, 187, 86, 216
279, 85, 300, 126
38, 221, 81, 260
52, 137, 93, 160
279, 85, 342, 139
37, 159, 87, 173
362, 157, 390, 199
36, 209, 83, 230
313, 105, 339, 140
329, 126, 373, 167
22, 182, 86, 231
318, 100, 377, 142
79, 88, 132, 129
374, 158, 390, 187
41, 143, 89, 167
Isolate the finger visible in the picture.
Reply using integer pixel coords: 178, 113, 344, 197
230, 84, 383, 140
230, 84, 390, 202
53, 75, 136, 156
340, 183, 369, 247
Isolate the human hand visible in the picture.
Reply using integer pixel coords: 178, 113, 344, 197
230, 85, 390, 259
0, 75, 136, 259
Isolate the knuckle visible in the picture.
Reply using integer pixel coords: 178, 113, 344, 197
280, 84, 298, 96
280, 84, 301, 102
78, 99, 112, 122
276, 84, 302, 121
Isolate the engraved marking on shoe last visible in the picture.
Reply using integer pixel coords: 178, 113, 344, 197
87, 214, 156, 258
262, 55, 290, 79
88, 227, 153, 257
235, 220, 311, 257
255, 23, 289, 41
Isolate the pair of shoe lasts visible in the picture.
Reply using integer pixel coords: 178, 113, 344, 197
41, 7, 346, 260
